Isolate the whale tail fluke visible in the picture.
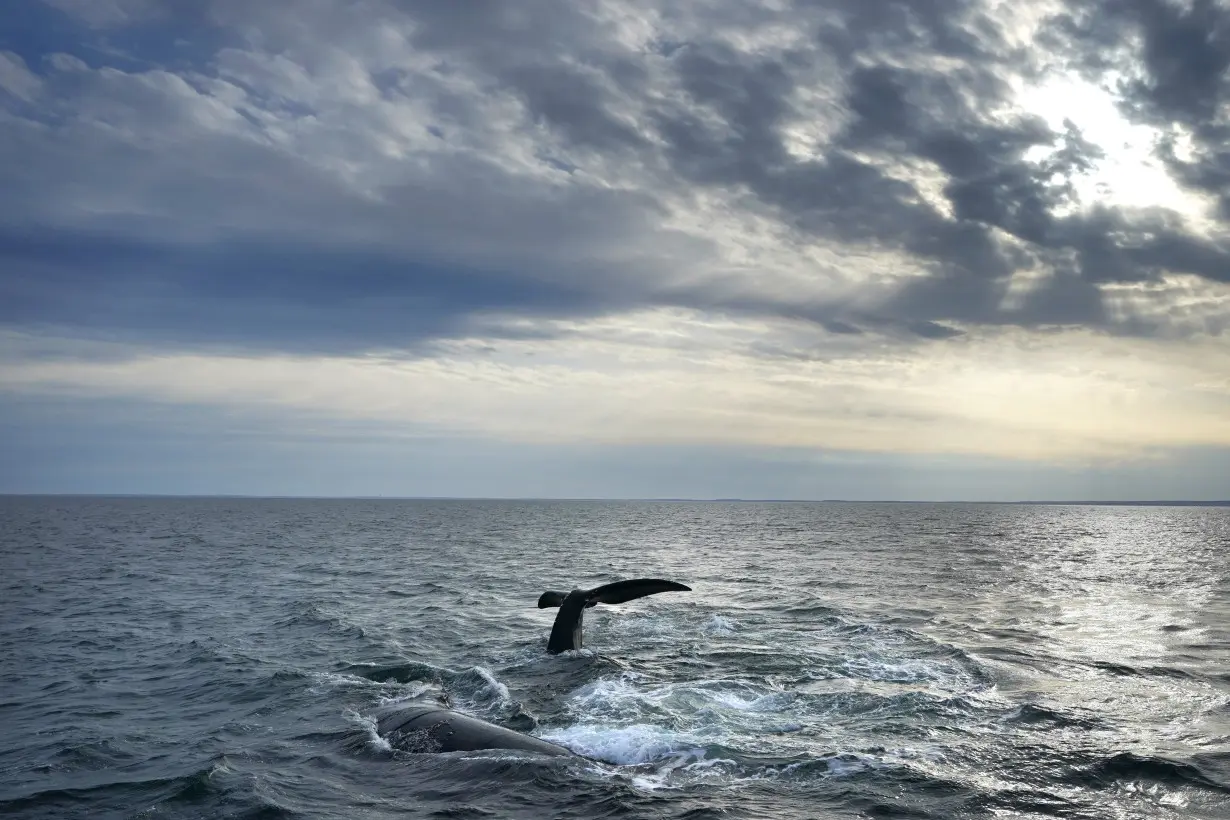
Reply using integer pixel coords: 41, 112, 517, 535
537, 590, 568, 608
538, 578, 692, 653
588, 578, 691, 605
536, 579, 691, 609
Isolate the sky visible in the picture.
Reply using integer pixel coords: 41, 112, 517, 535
1, 0, 1229, 500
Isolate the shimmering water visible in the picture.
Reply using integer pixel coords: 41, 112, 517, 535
1, 497, 1228, 819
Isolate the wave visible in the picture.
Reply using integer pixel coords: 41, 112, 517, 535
273, 603, 367, 640
1088, 659, 1205, 682
346, 660, 446, 685
543, 715, 882, 775
342, 709, 393, 754
345, 662, 511, 708
1001, 702, 1105, 730
557, 730, 971, 801
543, 723, 690, 765
1074, 751, 1230, 794
0, 757, 301, 820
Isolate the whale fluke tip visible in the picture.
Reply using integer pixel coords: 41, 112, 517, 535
588, 578, 690, 604
538, 590, 567, 609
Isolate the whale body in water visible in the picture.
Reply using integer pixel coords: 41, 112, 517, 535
374, 578, 691, 755
375, 703, 574, 757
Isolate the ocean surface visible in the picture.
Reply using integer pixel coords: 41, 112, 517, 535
1, 498, 1228, 820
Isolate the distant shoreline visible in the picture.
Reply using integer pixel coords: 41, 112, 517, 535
2, 494, 1228, 506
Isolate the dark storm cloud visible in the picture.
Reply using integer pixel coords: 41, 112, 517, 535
2, 0, 1228, 357
0, 227, 622, 354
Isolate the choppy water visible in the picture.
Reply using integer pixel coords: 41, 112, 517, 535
1, 498, 1228, 819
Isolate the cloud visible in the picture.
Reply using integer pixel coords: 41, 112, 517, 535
40, 0, 162, 29
4, 316, 1229, 464
1045, 0, 1230, 213
1, 0, 1229, 495
0, 0, 1225, 358
7, 388, 1227, 500
0, 51, 43, 101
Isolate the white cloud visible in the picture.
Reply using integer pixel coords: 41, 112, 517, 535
0, 52, 42, 102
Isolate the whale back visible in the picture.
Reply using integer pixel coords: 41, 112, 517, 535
375, 704, 572, 756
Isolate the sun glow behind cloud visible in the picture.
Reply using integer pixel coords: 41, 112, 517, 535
1016, 73, 1210, 222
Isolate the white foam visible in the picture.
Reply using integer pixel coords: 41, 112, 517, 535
708, 688, 791, 712
375, 682, 432, 706
343, 708, 392, 753
704, 615, 738, 635
205, 756, 232, 779
469, 665, 510, 705
541, 723, 690, 765
838, 654, 983, 696
308, 670, 407, 694
629, 774, 670, 791
568, 675, 642, 711
619, 747, 888, 792
823, 755, 876, 777
564, 675, 799, 746
626, 750, 729, 791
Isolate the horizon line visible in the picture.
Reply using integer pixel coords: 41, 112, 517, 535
2, 493, 1228, 506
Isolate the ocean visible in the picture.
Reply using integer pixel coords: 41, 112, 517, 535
1, 497, 1227, 819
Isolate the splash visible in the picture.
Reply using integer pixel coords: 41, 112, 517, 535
342, 709, 392, 753
704, 615, 738, 636
541, 723, 692, 765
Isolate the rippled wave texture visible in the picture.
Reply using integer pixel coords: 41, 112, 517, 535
2, 498, 1228, 819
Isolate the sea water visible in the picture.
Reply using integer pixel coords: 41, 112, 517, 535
1, 497, 1227, 818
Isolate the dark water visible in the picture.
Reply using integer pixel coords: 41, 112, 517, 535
2, 498, 1228, 819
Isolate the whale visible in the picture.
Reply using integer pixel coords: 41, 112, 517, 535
374, 578, 691, 755
375, 702, 574, 757
537, 578, 692, 654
